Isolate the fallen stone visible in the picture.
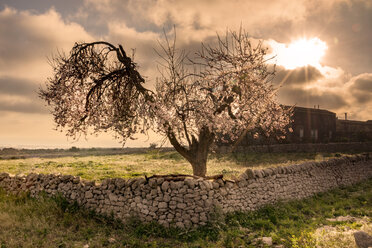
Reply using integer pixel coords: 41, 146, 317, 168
354, 231, 372, 248
108, 237, 116, 243
326, 215, 357, 222
260, 237, 272, 246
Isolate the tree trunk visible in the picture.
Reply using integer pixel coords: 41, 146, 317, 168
189, 143, 209, 177
190, 160, 207, 177
167, 126, 214, 177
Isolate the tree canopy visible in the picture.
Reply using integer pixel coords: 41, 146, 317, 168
40, 29, 292, 177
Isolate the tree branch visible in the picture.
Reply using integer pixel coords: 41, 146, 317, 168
166, 127, 190, 161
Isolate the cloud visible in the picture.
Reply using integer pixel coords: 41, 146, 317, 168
275, 70, 372, 121
274, 65, 324, 86
0, 77, 37, 96
272, 62, 348, 111
349, 73, 372, 104
0, 7, 94, 115
104, 22, 221, 86
278, 87, 348, 110
0, 7, 94, 80
0, 76, 47, 114
351, 73, 372, 91
0, 94, 47, 114
104, 22, 161, 82
273, 63, 348, 112
81, 0, 352, 40
306, 0, 372, 75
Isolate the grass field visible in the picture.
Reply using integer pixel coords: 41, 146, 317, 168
0, 149, 370, 247
0, 178, 370, 247
0, 150, 359, 180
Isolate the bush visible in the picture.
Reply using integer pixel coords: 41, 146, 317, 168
68, 146, 80, 152
149, 143, 157, 149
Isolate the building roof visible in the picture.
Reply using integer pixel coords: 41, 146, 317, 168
292, 106, 336, 116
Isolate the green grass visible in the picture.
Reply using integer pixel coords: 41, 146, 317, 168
223, 178, 372, 247
0, 178, 370, 247
0, 151, 359, 181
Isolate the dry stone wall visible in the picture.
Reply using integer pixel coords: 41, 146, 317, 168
217, 142, 372, 153
0, 154, 371, 228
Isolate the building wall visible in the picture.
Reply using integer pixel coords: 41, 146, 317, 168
336, 119, 372, 142
289, 107, 336, 143
229, 106, 372, 145
0, 154, 371, 228
224, 106, 338, 145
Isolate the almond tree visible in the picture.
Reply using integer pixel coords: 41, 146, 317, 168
40, 29, 291, 177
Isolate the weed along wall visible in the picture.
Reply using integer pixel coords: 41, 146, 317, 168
0, 154, 371, 228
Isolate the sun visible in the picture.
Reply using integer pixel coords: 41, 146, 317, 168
269, 38, 328, 70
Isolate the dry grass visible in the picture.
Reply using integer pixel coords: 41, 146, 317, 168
314, 218, 372, 248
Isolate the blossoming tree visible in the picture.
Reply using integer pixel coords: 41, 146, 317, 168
40, 30, 291, 177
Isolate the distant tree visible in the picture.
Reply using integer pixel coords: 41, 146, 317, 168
149, 143, 157, 149
1, 148, 18, 155
69, 146, 80, 152
40, 29, 291, 177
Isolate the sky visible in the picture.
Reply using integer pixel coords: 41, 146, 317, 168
0, 0, 371, 148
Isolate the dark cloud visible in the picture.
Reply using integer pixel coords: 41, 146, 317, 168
273, 65, 323, 86
278, 87, 348, 110
352, 74, 372, 91
349, 73, 372, 104
306, 1, 372, 75
0, 98, 48, 114
0, 7, 93, 116
0, 0, 84, 18
0, 7, 92, 71
107, 26, 218, 80
352, 92, 372, 104
0, 76, 47, 114
0, 10, 52, 66
0, 77, 38, 96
